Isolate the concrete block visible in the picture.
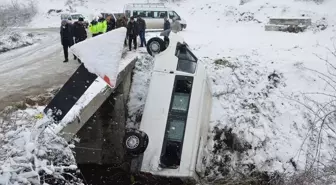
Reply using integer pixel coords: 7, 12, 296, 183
265, 24, 308, 32
71, 57, 137, 165
59, 57, 137, 142
269, 18, 311, 26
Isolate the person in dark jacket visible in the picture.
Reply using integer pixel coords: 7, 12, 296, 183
106, 14, 116, 32
74, 17, 87, 42
73, 17, 87, 63
60, 19, 75, 63
164, 16, 171, 31
117, 15, 129, 46
116, 15, 128, 28
163, 17, 171, 47
127, 16, 138, 51
137, 16, 146, 47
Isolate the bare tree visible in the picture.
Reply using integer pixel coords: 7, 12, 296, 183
0, 0, 37, 32
284, 38, 336, 185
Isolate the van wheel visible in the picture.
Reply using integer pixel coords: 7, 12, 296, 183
146, 37, 165, 56
124, 129, 149, 156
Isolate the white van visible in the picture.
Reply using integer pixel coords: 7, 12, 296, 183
123, 33, 212, 183
60, 13, 89, 27
123, 3, 187, 30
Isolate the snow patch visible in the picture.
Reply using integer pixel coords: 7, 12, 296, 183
0, 32, 44, 54
127, 55, 155, 128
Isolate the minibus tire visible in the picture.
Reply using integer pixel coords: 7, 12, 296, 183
124, 129, 149, 155
146, 37, 165, 56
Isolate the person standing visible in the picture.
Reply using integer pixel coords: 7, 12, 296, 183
116, 15, 127, 28
97, 14, 107, 34
126, 16, 138, 51
164, 16, 171, 31
117, 15, 129, 46
170, 17, 181, 33
137, 16, 146, 47
73, 17, 87, 63
89, 17, 100, 37
60, 19, 75, 63
106, 14, 116, 32
163, 16, 171, 47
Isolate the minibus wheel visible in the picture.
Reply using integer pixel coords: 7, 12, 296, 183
124, 129, 149, 156
146, 37, 166, 56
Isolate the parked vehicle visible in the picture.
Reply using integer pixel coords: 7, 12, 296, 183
61, 13, 89, 28
101, 12, 117, 20
123, 33, 212, 183
123, 3, 187, 30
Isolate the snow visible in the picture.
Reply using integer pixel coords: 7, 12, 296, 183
126, 55, 154, 128
0, 31, 44, 54
0, 109, 82, 185
70, 27, 127, 88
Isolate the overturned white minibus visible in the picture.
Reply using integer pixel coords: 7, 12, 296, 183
123, 32, 212, 182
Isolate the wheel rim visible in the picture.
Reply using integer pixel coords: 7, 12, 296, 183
149, 41, 160, 54
126, 135, 140, 149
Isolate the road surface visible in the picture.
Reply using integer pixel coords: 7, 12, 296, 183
0, 28, 80, 110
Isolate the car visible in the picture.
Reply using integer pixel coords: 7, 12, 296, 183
123, 3, 187, 30
123, 32, 212, 183
61, 13, 89, 28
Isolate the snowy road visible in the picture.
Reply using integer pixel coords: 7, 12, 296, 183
0, 28, 79, 110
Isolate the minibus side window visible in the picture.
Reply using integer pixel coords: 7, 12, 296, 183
133, 11, 151, 18
168, 11, 174, 19
160, 76, 193, 168
150, 11, 167, 18
175, 43, 198, 74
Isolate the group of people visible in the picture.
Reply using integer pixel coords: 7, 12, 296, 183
60, 13, 180, 62
60, 13, 124, 63
126, 16, 147, 51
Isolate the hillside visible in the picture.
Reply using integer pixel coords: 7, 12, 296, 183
1, 0, 336, 184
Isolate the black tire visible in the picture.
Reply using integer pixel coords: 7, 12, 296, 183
146, 37, 166, 56
123, 129, 149, 156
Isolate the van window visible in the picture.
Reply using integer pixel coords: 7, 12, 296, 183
132, 11, 167, 18
168, 12, 174, 19
71, 14, 82, 20
160, 76, 193, 168
173, 11, 181, 20
175, 43, 198, 74
133, 11, 149, 18
125, 10, 131, 18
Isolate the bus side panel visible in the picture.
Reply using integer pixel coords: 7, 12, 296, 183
189, 78, 206, 174
140, 72, 175, 172
195, 79, 212, 176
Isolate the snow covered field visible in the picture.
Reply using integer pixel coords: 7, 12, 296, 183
1, 0, 336, 184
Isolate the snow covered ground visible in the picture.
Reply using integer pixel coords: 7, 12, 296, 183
0, 27, 80, 110
0, 31, 44, 54
1, 0, 336, 184
127, 0, 336, 183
